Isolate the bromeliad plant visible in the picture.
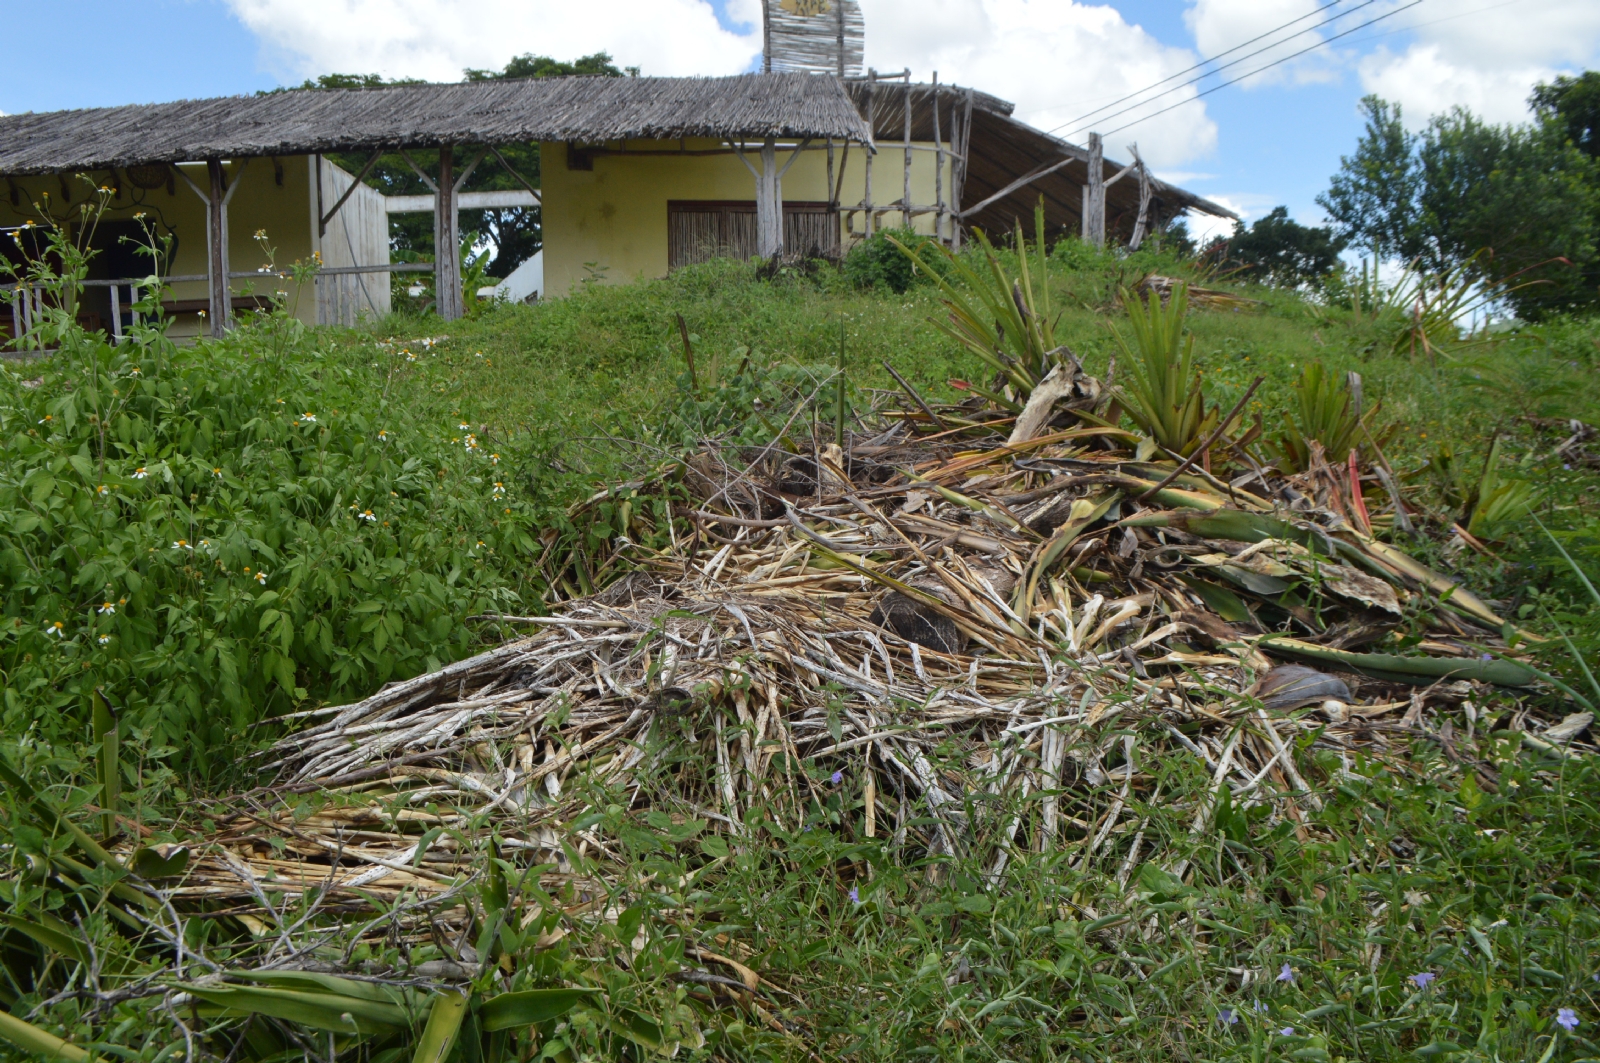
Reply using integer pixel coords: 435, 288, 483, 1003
1271, 361, 1394, 473
1112, 283, 1239, 457
890, 206, 1063, 408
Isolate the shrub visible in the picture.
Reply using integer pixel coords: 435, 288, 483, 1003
842, 227, 941, 293
0, 236, 544, 775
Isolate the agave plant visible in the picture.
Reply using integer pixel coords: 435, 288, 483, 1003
1365, 250, 1555, 362
1270, 361, 1391, 474
1465, 438, 1537, 542
1111, 283, 1236, 457
889, 206, 1062, 407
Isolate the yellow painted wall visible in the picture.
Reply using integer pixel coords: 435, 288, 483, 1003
3, 156, 322, 338
541, 137, 954, 297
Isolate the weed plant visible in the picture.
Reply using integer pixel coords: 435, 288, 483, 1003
0, 228, 561, 774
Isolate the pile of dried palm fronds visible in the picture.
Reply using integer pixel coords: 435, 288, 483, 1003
145, 359, 1597, 915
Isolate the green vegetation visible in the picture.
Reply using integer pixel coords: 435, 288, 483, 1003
1319, 92, 1600, 318
5, 192, 1600, 1061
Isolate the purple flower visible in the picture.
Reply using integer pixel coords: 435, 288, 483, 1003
1557, 1008, 1579, 1032
1410, 971, 1437, 989
1219, 1009, 1238, 1026
847, 886, 860, 904
831, 770, 844, 785
1480, 653, 1494, 661
1277, 963, 1295, 983
1280, 1027, 1295, 1037
1252, 1002, 1268, 1013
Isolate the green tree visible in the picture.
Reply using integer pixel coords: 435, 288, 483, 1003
1531, 71, 1600, 160
1209, 206, 1345, 288
1320, 93, 1600, 318
1316, 96, 1419, 259
1415, 107, 1599, 316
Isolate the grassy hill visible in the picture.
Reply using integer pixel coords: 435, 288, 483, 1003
2, 241, 1598, 1061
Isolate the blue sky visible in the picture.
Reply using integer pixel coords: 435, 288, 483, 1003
4, 0, 1597, 240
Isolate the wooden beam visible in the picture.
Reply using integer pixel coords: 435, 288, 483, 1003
397, 149, 439, 192
958, 154, 1076, 220
387, 190, 537, 213
487, 145, 541, 204
1129, 145, 1153, 251
319, 148, 384, 236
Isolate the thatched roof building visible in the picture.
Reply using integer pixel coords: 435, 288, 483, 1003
1, 70, 1234, 342
847, 80, 1235, 243
0, 74, 874, 176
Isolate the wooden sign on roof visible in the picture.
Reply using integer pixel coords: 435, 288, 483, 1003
764, 0, 864, 79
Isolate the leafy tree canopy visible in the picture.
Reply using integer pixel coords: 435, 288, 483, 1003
1207, 206, 1345, 289
1531, 71, 1600, 160
1318, 90, 1600, 318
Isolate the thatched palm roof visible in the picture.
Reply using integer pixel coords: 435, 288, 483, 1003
848, 80, 1237, 233
0, 74, 875, 176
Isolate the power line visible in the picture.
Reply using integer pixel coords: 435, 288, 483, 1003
1047, 0, 1378, 136
1059, 0, 1398, 140
1098, 0, 1424, 139
1323, 0, 1525, 50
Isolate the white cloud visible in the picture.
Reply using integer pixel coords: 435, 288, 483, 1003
226, 0, 761, 82
225, 0, 1221, 168
1182, 192, 1247, 244
1185, 0, 1340, 88
859, 0, 1217, 169
1356, 0, 1600, 127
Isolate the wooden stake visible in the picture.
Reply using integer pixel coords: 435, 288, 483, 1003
206, 158, 229, 337
902, 72, 912, 230
434, 146, 463, 321
1083, 133, 1105, 248
863, 70, 876, 236
932, 73, 944, 244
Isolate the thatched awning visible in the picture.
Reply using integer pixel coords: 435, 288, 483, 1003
847, 80, 1237, 235
0, 73, 875, 177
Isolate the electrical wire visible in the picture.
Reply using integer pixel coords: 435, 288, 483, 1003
1097, 0, 1425, 139
1048, 0, 1375, 136
1318, 0, 1526, 50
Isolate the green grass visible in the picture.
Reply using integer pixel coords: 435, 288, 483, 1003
4, 242, 1600, 1061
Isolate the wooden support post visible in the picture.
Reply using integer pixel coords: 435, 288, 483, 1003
756, 136, 782, 258
932, 73, 944, 245
434, 146, 463, 321
863, 70, 876, 236
901, 71, 913, 229
1129, 145, 1153, 251
206, 158, 230, 336
1083, 132, 1105, 249
951, 89, 974, 251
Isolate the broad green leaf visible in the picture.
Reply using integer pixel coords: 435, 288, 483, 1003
180, 984, 408, 1033
0, 1007, 89, 1061
412, 991, 468, 1063
479, 988, 599, 1032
